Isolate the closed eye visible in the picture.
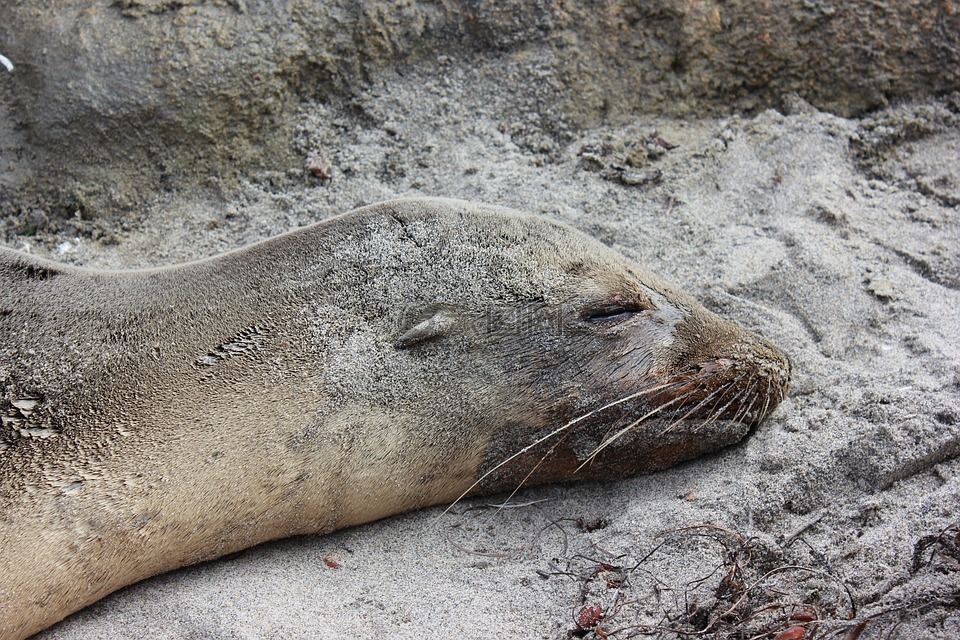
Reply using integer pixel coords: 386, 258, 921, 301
581, 303, 646, 322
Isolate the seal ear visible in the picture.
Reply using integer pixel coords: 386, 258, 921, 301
394, 308, 458, 349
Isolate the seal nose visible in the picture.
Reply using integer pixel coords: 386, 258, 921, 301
735, 330, 792, 395
726, 329, 792, 424
653, 319, 791, 427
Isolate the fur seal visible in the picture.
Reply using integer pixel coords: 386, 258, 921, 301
0, 198, 790, 639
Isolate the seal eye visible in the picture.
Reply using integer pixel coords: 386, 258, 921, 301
581, 303, 645, 323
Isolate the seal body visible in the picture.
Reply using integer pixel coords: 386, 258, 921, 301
0, 198, 790, 639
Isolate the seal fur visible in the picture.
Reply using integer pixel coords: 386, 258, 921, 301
0, 198, 790, 639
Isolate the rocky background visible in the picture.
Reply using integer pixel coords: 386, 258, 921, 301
1, 1, 958, 638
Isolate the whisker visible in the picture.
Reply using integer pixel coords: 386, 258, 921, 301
657, 381, 735, 436
641, 369, 712, 404
763, 393, 774, 422
438, 379, 690, 517
666, 373, 742, 432
495, 429, 573, 515
597, 374, 690, 442
701, 372, 754, 426
505, 372, 717, 505
728, 378, 761, 425
759, 377, 775, 421
673, 373, 753, 436
575, 388, 702, 471
584, 368, 731, 462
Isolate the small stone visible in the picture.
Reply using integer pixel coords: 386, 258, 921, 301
12, 399, 38, 412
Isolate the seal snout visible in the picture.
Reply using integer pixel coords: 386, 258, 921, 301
648, 323, 791, 428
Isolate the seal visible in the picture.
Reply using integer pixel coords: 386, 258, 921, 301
0, 198, 790, 639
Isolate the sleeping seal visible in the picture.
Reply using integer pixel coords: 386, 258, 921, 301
0, 198, 790, 639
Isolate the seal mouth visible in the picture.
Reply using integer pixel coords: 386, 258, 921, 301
558, 347, 791, 474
